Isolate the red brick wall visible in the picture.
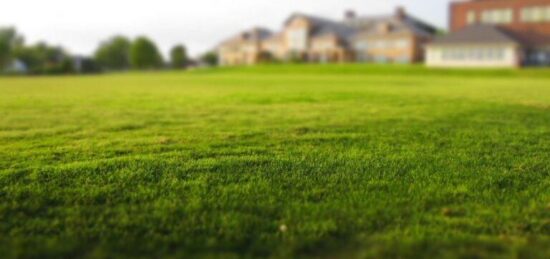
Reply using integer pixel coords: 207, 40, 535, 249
450, 0, 550, 46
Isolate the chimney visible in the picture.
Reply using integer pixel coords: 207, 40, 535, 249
345, 10, 356, 20
395, 6, 406, 20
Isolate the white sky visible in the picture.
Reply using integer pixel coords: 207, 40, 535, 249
0, 0, 452, 58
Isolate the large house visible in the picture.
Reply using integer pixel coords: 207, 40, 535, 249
218, 7, 438, 66
217, 28, 274, 66
427, 0, 550, 67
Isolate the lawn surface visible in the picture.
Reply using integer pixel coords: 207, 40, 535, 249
1, 65, 549, 258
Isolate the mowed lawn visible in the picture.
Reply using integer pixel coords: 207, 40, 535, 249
0, 65, 549, 258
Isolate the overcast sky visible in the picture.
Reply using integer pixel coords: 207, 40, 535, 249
0, 0, 452, 57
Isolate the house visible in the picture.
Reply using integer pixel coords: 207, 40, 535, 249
217, 7, 438, 65
426, 25, 524, 67
350, 7, 437, 63
427, 0, 550, 67
218, 28, 273, 66
279, 12, 357, 63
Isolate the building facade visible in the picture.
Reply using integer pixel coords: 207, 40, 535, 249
218, 28, 273, 66
351, 8, 436, 64
217, 8, 438, 66
427, 0, 550, 67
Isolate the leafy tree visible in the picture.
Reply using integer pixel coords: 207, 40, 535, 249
94, 35, 131, 71
12, 45, 42, 73
170, 44, 187, 69
289, 51, 306, 64
12, 42, 69, 74
0, 27, 24, 69
200, 51, 218, 67
129, 36, 163, 69
258, 51, 279, 64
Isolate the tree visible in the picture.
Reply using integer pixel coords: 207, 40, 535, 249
94, 35, 131, 71
258, 51, 279, 64
170, 44, 187, 69
200, 51, 218, 67
129, 36, 163, 69
12, 42, 69, 74
0, 27, 24, 69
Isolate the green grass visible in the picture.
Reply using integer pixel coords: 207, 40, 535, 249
1, 64, 549, 258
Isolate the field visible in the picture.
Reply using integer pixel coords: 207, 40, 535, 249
1, 65, 549, 258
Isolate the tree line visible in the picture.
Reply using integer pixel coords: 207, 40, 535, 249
0, 27, 218, 75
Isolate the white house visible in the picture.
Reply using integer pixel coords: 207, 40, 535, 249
426, 25, 523, 68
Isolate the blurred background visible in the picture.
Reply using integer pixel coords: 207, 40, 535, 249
0, 0, 450, 57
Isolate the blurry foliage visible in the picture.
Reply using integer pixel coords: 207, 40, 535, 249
94, 35, 131, 71
130, 36, 164, 70
1, 27, 187, 75
200, 51, 218, 66
12, 42, 73, 75
170, 44, 188, 69
0, 27, 24, 69
289, 52, 306, 64
257, 51, 281, 64
75, 57, 101, 74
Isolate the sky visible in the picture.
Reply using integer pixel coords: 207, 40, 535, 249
0, 0, 453, 58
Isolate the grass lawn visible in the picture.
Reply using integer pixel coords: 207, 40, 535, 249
0, 64, 549, 258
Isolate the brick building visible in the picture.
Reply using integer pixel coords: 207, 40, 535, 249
218, 8, 438, 66
427, 0, 550, 67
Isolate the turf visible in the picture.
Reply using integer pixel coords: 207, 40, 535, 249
0, 64, 549, 258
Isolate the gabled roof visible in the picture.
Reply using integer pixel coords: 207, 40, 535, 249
281, 10, 439, 46
346, 13, 438, 38
218, 27, 273, 47
430, 25, 522, 45
264, 31, 285, 43
284, 13, 358, 41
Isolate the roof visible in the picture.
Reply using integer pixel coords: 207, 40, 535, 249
285, 13, 358, 41
281, 11, 438, 46
219, 9, 439, 49
264, 31, 285, 43
430, 25, 522, 46
218, 27, 273, 47
505, 27, 550, 48
346, 13, 438, 38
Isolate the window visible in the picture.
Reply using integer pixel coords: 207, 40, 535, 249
395, 39, 410, 49
288, 29, 307, 51
441, 47, 505, 61
455, 48, 466, 60
354, 40, 368, 51
373, 40, 388, 49
467, 11, 476, 24
442, 50, 451, 60
521, 6, 550, 22
481, 9, 513, 24
314, 41, 333, 50
493, 49, 505, 60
